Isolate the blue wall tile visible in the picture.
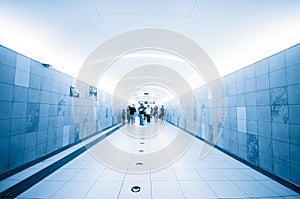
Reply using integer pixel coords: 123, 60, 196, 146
28, 88, 40, 103
0, 64, 15, 84
48, 116, 57, 127
0, 45, 124, 176
270, 87, 288, 123
245, 78, 256, 93
273, 157, 290, 180
41, 78, 51, 91
39, 104, 49, 117
269, 69, 287, 88
238, 132, 247, 146
286, 64, 300, 85
255, 59, 269, 76
245, 92, 256, 106
0, 46, 17, 67
229, 130, 238, 143
25, 132, 37, 148
0, 155, 8, 173
49, 104, 57, 117
9, 149, 24, 169
290, 164, 300, 185
163, 43, 300, 187
269, 51, 285, 72
24, 145, 37, 163
59, 83, 69, 94
26, 103, 40, 132
259, 152, 273, 172
257, 106, 271, 122
0, 137, 9, 156
56, 137, 63, 149
49, 93, 58, 105
287, 84, 300, 105
238, 144, 247, 159
235, 70, 245, 83
227, 95, 236, 107
16, 54, 31, 72
285, 44, 300, 67
256, 74, 269, 91
258, 136, 272, 155
246, 106, 257, 121
47, 138, 56, 153
14, 69, 29, 87
270, 87, 287, 105
36, 143, 47, 156
29, 73, 41, 90
271, 105, 289, 124
229, 141, 238, 154
56, 116, 64, 127
0, 119, 11, 138
10, 134, 25, 151
40, 91, 50, 104
50, 80, 59, 93
0, 82, 13, 101
41, 67, 51, 79
244, 65, 255, 80
228, 83, 236, 96
13, 85, 28, 102
56, 126, 63, 139
256, 90, 270, 105
290, 144, 300, 165
0, 101, 12, 119
290, 124, 300, 145
12, 102, 27, 118
229, 107, 237, 119
57, 97, 66, 116
236, 94, 245, 106
11, 118, 26, 135
47, 128, 56, 140
247, 134, 259, 165
273, 140, 289, 160
38, 117, 49, 130
289, 105, 300, 125
247, 120, 257, 135
30, 60, 42, 76
257, 121, 271, 138
272, 123, 289, 142
229, 118, 237, 131
236, 81, 245, 94
37, 130, 47, 144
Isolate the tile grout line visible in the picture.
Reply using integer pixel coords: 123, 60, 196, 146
82, 165, 106, 199
0, 125, 122, 199
47, 166, 83, 199
167, 121, 300, 194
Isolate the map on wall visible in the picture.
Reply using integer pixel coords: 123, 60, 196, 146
89, 85, 97, 100
70, 86, 80, 98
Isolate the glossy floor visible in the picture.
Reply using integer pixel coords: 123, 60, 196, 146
1, 121, 299, 199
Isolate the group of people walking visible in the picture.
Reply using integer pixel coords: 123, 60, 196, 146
121, 103, 165, 125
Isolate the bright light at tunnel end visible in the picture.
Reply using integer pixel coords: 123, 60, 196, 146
74, 28, 225, 173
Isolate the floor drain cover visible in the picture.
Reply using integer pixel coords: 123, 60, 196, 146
136, 162, 144, 166
140, 142, 145, 144
131, 186, 141, 193
138, 149, 144, 152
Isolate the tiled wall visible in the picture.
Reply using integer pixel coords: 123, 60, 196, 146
166, 43, 300, 187
0, 45, 125, 176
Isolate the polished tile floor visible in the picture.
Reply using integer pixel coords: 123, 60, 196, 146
1, 121, 299, 199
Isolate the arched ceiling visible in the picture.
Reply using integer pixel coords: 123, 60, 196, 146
1, 0, 300, 102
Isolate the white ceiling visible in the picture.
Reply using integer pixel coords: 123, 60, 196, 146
1, 0, 300, 101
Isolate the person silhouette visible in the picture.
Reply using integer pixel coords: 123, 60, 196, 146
138, 103, 145, 125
